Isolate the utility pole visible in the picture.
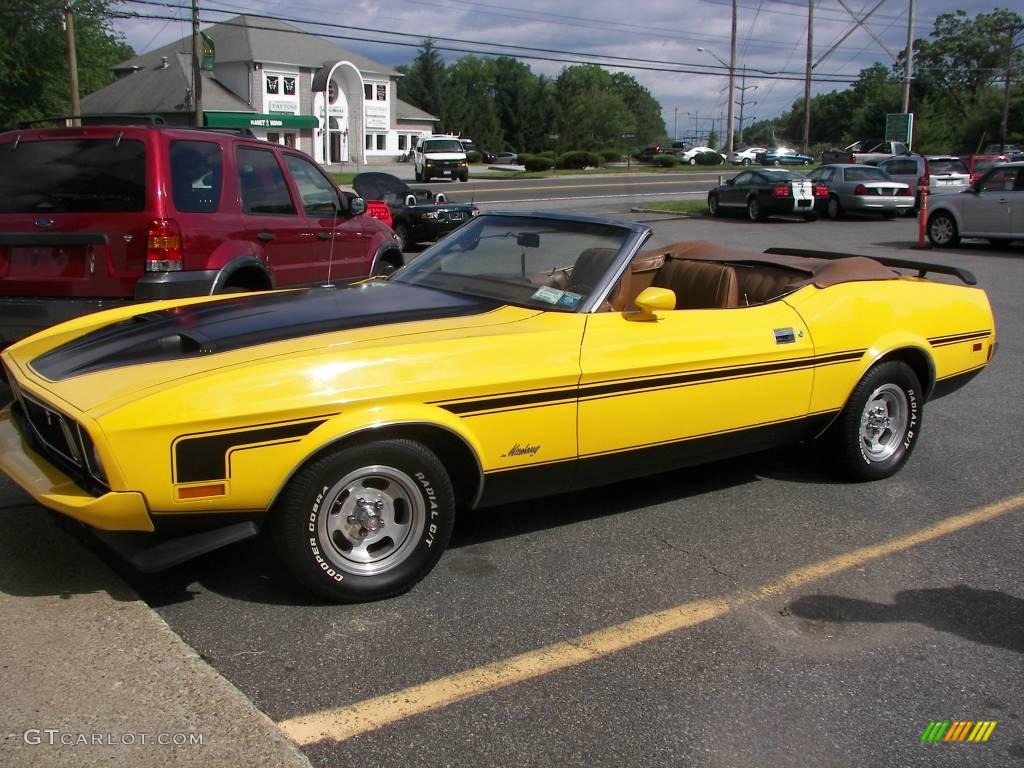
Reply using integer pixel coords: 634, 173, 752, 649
901, 0, 914, 112
191, 0, 203, 127
802, 0, 813, 153
735, 68, 757, 147
726, 0, 737, 154
673, 107, 678, 141
63, 0, 81, 126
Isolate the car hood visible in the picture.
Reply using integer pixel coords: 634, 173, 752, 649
352, 172, 410, 201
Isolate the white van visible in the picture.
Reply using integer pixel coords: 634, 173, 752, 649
413, 135, 469, 182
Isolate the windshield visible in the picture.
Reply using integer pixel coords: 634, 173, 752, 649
422, 140, 464, 153
391, 214, 633, 312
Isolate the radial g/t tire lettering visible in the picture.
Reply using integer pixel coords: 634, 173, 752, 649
274, 439, 455, 602
824, 361, 922, 481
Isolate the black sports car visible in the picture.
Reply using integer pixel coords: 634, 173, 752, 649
353, 172, 479, 250
707, 168, 829, 222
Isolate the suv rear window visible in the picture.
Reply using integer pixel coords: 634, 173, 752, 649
928, 158, 967, 174
0, 138, 146, 213
170, 140, 222, 213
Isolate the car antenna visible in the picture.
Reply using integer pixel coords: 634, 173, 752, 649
322, 201, 339, 288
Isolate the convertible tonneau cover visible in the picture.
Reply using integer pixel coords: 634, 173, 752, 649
641, 240, 976, 288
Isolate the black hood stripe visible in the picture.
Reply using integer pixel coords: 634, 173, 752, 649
31, 282, 501, 381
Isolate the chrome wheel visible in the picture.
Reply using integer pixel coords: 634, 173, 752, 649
317, 465, 425, 577
708, 194, 720, 216
859, 383, 909, 463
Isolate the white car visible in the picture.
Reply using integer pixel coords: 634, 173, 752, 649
927, 162, 1024, 247
726, 147, 767, 166
678, 146, 724, 165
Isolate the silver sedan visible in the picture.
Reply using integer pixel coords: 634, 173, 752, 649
808, 164, 915, 219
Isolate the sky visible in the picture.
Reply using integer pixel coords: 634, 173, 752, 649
110, 0, 1003, 146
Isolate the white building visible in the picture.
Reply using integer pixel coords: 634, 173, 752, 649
82, 15, 438, 165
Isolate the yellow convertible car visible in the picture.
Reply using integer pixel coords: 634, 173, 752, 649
0, 212, 996, 601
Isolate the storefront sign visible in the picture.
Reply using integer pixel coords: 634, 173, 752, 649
204, 112, 318, 129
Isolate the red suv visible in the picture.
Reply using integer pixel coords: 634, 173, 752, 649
0, 121, 402, 346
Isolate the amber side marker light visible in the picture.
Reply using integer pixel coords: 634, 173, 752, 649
177, 483, 226, 500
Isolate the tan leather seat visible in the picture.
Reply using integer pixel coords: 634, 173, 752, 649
651, 259, 739, 309
568, 247, 619, 295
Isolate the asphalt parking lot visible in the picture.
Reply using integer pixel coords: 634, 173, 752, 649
2, 212, 1022, 767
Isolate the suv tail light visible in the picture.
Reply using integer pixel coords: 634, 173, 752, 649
145, 218, 183, 272
772, 183, 791, 197
917, 174, 929, 191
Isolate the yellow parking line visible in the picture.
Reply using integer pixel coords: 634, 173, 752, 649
278, 492, 1024, 746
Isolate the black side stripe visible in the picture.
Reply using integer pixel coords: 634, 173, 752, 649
437, 350, 866, 416
173, 418, 330, 483
928, 330, 991, 347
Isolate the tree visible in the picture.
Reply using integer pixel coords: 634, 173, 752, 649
0, 0, 133, 126
397, 39, 449, 127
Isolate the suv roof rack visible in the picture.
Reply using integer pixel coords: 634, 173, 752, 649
13, 114, 168, 129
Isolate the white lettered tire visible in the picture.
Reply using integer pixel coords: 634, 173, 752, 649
275, 439, 455, 601
825, 361, 922, 481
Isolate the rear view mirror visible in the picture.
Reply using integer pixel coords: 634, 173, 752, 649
516, 232, 540, 248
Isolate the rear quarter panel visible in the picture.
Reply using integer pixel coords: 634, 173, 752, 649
785, 278, 995, 414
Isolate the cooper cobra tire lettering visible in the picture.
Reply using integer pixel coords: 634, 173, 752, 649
275, 439, 455, 602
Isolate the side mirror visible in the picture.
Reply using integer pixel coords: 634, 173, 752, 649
630, 287, 675, 320
725, 179, 735, 186
350, 196, 366, 216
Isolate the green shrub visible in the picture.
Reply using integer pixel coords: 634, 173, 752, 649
695, 151, 724, 165
521, 154, 554, 172
465, 150, 482, 163
651, 153, 679, 167
537, 150, 556, 159
598, 148, 624, 163
555, 151, 602, 169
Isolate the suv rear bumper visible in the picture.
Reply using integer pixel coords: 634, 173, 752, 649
0, 271, 219, 346
0, 296, 133, 347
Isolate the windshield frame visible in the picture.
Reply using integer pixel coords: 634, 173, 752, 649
390, 211, 651, 314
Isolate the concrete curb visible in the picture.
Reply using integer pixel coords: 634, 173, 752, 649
0, 489, 311, 768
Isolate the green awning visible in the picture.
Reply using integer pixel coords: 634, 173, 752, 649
204, 112, 318, 129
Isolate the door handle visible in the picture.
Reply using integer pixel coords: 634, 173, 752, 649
317, 231, 332, 240
257, 232, 275, 242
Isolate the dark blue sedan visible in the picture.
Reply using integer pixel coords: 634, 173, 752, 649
757, 148, 814, 166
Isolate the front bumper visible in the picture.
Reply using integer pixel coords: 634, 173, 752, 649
0, 407, 153, 532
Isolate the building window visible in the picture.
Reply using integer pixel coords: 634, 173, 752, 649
328, 80, 339, 103
376, 135, 385, 151
376, 84, 386, 101
411, 135, 419, 148
398, 134, 407, 151
266, 75, 279, 95
284, 133, 296, 148
283, 77, 296, 96
364, 83, 372, 100
365, 134, 373, 150
267, 132, 280, 145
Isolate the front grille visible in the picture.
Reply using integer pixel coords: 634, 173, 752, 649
11, 388, 109, 496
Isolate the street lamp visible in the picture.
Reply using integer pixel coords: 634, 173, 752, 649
697, 44, 735, 155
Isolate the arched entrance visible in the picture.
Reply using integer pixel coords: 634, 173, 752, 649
311, 61, 364, 165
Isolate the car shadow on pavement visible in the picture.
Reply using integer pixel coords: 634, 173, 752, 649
784, 585, 1024, 654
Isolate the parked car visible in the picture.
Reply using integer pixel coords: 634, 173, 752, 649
806, 164, 915, 219
412, 135, 469, 182
964, 154, 1004, 185
757, 148, 815, 166
983, 144, 1023, 161
458, 138, 494, 163
926, 161, 1024, 247
727, 147, 768, 165
0, 120, 402, 347
0, 212, 995, 601
678, 146, 724, 165
353, 172, 479, 251
707, 168, 828, 221
876, 154, 970, 210
494, 151, 520, 164
821, 139, 908, 166
635, 146, 667, 162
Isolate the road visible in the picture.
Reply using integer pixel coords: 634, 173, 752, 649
3, 178, 1024, 767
